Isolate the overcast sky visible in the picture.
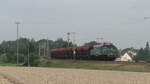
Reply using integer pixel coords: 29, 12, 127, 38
0, 0, 150, 49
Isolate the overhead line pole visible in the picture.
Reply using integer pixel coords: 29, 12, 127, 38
67, 32, 76, 60
47, 37, 49, 58
67, 32, 71, 47
28, 40, 30, 67
96, 37, 104, 44
39, 43, 41, 56
15, 21, 20, 65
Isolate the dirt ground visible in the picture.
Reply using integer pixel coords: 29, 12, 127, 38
0, 67, 149, 84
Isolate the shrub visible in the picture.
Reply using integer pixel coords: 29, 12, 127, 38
24, 53, 40, 66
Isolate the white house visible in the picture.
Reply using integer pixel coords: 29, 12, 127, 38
115, 50, 137, 62
115, 53, 132, 62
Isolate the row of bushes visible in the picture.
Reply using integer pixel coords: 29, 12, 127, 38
0, 53, 51, 66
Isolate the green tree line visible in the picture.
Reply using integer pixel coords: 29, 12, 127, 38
0, 37, 74, 66
134, 42, 150, 62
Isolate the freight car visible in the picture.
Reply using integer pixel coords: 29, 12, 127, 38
50, 42, 119, 61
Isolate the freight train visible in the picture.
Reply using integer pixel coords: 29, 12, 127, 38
50, 42, 119, 61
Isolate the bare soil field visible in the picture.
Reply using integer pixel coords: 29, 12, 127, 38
0, 75, 13, 84
0, 67, 149, 84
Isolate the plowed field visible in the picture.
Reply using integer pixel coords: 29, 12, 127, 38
0, 67, 149, 84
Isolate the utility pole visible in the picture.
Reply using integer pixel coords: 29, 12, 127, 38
67, 32, 76, 47
100, 37, 104, 43
44, 45, 46, 57
71, 32, 76, 46
96, 38, 100, 43
72, 32, 76, 60
96, 37, 104, 44
46, 38, 49, 58
15, 21, 20, 65
67, 32, 71, 47
28, 41, 30, 67
67, 32, 76, 60
39, 43, 41, 56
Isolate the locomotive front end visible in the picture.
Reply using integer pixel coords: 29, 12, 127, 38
90, 42, 119, 60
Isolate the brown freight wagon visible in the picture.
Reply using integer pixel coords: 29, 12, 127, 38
50, 42, 119, 61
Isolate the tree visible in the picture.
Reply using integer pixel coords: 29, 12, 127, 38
84, 41, 98, 46
122, 47, 137, 54
54, 38, 73, 48
144, 42, 150, 62
134, 42, 150, 62
24, 53, 40, 66
134, 48, 144, 62
0, 37, 76, 64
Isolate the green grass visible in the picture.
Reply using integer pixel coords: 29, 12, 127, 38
116, 65, 150, 72
1, 60, 150, 73
39, 60, 150, 72
0, 63, 21, 66
48, 62, 109, 70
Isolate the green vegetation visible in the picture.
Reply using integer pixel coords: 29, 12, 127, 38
0, 57, 150, 73
23, 53, 41, 66
122, 47, 138, 54
0, 37, 150, 73
134, 42, 150, 62
84, 41, 98, 46
0, 63, 20, 66
0, 37, 73, 66
40, 61, 110, 70
38, 60, 150, 72
116, 65, 150, 72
